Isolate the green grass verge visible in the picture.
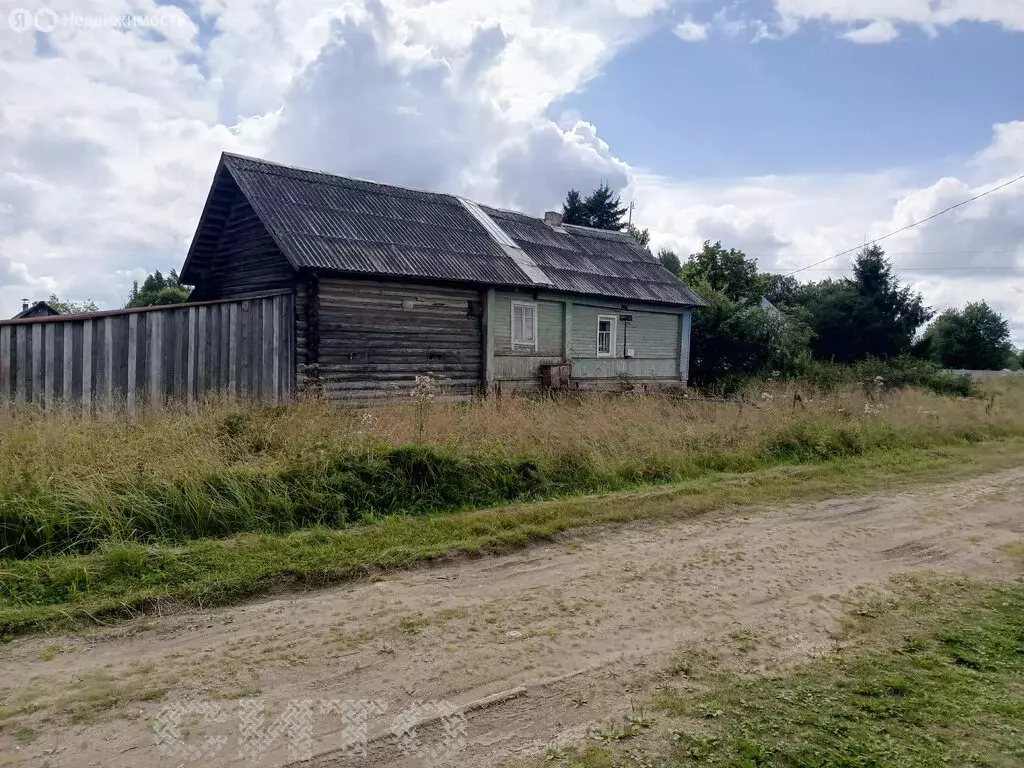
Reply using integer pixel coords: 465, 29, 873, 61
556, 576, 1024, 767
3, 438, 1024, 637
3, 406, 1014, 560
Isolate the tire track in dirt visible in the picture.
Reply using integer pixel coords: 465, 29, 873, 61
2, 468, 1022, 767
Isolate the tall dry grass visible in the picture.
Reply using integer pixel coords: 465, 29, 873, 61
0, 381, 1018, 559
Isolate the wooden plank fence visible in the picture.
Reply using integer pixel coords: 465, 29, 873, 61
0, 293, 294, 412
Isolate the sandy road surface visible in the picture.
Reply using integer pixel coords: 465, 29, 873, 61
2, 468, 1023, 768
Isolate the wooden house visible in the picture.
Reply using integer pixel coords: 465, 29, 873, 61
12, 300, 61, 320
180, 153, 705, 399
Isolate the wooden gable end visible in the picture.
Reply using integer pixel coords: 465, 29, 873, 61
183, 166, 295, 302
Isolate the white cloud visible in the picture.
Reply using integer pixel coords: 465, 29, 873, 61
842, 19, 900, 44
774, 0, 1024, 38
2, 0, 1024, 347
673, 18, 708, 42
0, 0, 666, 315
630, 123, 1024, 342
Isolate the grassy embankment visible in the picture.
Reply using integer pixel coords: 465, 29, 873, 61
544, 575, 1024, 767
1, 378, 1023, 634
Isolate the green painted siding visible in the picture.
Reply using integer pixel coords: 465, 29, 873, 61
492, 293, 564, 357
570, 304, 680, 360
487, 291, 690, 390
573, 359, 679, 378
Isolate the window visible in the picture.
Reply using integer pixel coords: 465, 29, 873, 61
511, 301, 537, 349
597, 315, 616, 357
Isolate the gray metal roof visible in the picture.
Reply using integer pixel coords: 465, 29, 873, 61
481, 207, 705, 306
187, 153, 703, 307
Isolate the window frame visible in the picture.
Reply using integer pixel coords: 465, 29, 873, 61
596, 314, 617, 358
510, 300, 539, 351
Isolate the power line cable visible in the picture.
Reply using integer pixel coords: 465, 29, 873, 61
784, 172, 1024, 277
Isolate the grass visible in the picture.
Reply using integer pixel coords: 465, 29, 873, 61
2, 379, 1024, 634
546, 576, 1024, 767
2, 437, 1024, 636
2, 381, 1022, 560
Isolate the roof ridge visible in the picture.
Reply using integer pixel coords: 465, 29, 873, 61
223, 152, 481, 209
222, 153, 563, 226
561, 222, 632, 238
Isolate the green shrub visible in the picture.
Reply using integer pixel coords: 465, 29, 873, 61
921, 372, 975, 398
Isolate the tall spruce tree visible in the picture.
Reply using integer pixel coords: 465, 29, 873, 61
560, 184, 628, 230
561, 189, 587, 225
800, 245, 932, 361
582, 183, 628, 231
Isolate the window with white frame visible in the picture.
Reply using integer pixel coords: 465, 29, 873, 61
511, 301, 537, 349
597, 315, 616, 357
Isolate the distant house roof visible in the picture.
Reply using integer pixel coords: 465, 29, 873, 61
181, 153, 705, 307
760, 297, 783, 317
12, 301, 60, 319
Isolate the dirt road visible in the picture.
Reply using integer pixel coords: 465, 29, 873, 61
3, 468, 1023, 767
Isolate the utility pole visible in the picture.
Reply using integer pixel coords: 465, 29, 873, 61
628, 200, 636, 226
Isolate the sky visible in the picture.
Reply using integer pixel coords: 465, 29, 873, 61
1, 0, 1023, 340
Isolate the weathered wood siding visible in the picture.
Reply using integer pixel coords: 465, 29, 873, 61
0, 294, 294, 411
187, 196, 294, 302
316, 277, 483, 399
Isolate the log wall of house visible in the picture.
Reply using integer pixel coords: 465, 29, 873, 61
316, 277, 484, 399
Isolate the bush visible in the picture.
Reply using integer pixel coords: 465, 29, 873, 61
696, 358, 979, 400
781, 357, 979, 398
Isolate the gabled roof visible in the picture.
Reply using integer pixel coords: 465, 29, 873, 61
182, 153, 704, 307
13, 301, 60, 319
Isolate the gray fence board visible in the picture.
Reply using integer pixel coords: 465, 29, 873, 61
0, 293, 294, 411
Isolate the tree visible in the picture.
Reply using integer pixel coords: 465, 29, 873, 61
686, 280, 814, 386
764, 274, 802, 307
850, 245, 932, 355
560, 184, 628, 230
921, 301, 1012, 370
625, 223, 650, 249
680, 241, 768, 303
47, 294, 98, 314
583, 183, 628, 231
657, 248, 682, 276
561, 189, 587, 226
126, 269, 191, 308
799, 246, 932, 362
